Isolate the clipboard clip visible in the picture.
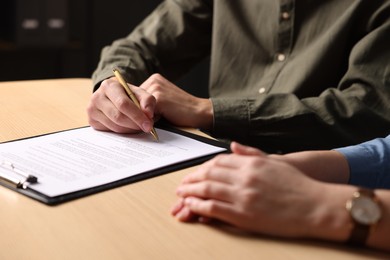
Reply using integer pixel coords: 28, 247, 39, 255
0, 161, 38, 189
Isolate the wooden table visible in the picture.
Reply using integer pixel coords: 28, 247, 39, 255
0, 79, 387, 259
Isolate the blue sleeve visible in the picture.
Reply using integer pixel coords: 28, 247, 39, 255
334, 135, 390, 189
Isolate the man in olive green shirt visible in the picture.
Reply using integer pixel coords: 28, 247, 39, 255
88, 0, 390, 153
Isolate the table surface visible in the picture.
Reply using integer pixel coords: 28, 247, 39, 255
0, 78, 388, 259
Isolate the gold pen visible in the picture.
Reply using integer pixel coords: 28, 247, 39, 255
113, 68, 159, 141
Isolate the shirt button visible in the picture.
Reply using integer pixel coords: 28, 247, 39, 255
258, 88, 266, 94
281, 12, 290, 20
277, 53, 286, 61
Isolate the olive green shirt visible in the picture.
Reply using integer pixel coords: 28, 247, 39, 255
93, 0, 390, 153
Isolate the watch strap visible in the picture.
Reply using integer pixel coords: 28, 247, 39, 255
347, 223, 370, 246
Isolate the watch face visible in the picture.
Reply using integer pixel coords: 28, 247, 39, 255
349, 196, 381, 225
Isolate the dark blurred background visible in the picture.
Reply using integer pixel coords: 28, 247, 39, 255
0, 0, 209, 97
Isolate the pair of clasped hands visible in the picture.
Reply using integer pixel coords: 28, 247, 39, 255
87, 73, 349, 239
87, 73, 213, 134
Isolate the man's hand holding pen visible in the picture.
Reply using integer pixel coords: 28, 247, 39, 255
87, 75, 157, 135
87, 72, 214, 136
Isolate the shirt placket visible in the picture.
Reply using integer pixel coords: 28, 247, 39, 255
277, 0, 294, 62
257, 0, 295, 95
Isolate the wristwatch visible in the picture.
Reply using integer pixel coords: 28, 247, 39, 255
345, 188, 382, 246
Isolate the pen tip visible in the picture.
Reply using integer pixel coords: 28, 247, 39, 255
151, 129, 159, 142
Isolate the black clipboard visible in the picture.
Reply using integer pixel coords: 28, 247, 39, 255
0, 125, 229, 206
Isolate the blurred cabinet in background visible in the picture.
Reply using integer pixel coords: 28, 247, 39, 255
0, 0, 88, 80
1, 0, 68, 46
0, 0, 209, 97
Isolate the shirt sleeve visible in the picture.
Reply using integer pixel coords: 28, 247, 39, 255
334, 135, 390, 189
91, 0, 212, 91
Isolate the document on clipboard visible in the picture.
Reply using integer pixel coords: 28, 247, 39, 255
0, 126, 228, 205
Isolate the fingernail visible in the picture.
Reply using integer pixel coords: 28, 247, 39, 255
176, 187, 183, 196
184, 197, 193, 205
142, 121, 151, 132
176, 207, 190, 221
198, 216, 209, 223
144, 105, 153, 118
171, 202, 181, 215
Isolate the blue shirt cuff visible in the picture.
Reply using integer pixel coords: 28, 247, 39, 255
334, 136, 390, 189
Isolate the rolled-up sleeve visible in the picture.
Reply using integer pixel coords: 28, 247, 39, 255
334, 135, 390, 189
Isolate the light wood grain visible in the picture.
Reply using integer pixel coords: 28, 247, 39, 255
0, 79, 387, 259
0, 78, 90, 142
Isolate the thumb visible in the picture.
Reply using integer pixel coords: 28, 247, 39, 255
230, 142, 266, 156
